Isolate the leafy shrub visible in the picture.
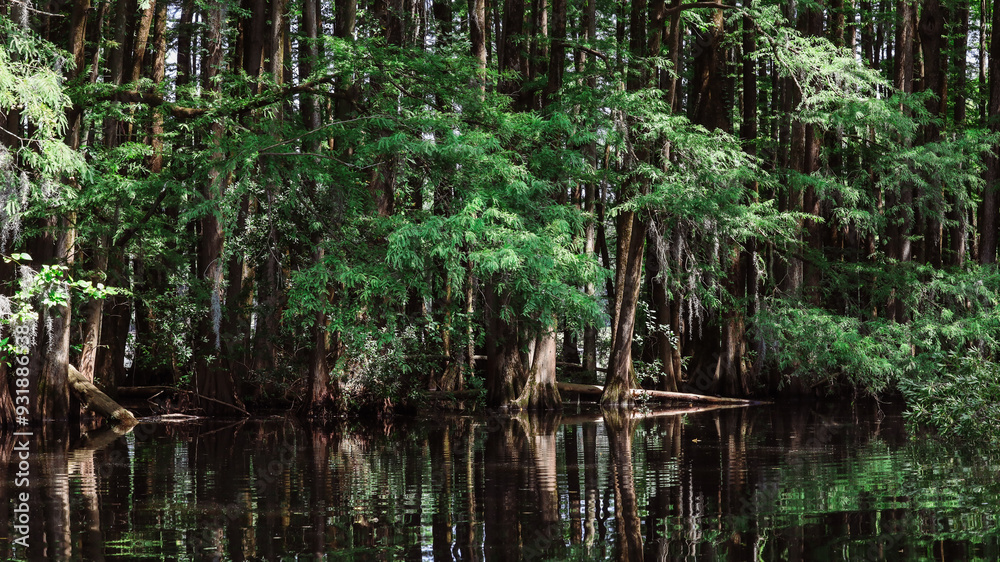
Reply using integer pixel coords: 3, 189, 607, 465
755, 264, 1000, 440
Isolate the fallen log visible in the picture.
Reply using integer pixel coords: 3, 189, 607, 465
68, 365, 138, 429
556, 382, 764, 406
558, 404, 750, 425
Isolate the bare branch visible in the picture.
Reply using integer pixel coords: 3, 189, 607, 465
9, 0, 64, 17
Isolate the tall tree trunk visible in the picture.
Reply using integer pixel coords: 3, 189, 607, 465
689, 8, 729, 133
300, 0, 340, 417
130, 0, 155, 85
802, 3, 824, 300
195, 0, 244, 415
741, 3, 762, 383
544, 0, 565, 101
39, 0, 90, 421
528, 0, 548, 108
79, 0, 135, 385
892, 0, 915, 261
469, 0, 488, 92
982, 0, 1000, 265
580, 0, 599, 383
177, 0, 195, 89
886, 0, 916, 321
500, 0, 528, 107
602, 211, 645, 407
918, 0, 945, 267
948, 1, 969, 266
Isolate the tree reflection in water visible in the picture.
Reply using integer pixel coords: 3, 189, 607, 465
2, 401, 1000, 560
604, 409, 643, 562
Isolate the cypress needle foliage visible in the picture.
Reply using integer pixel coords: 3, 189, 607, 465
2, 0, 1000, 433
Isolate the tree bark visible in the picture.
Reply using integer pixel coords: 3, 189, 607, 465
602, 212, 645, 407
544, 0, 566, 101
195, 0, 244, 415
918, 0, 945, 267
300, 0, 340, 417
67, 365, 138, 429
500, 0, 528, 106
982, 0, 1000, 265
485, 284, 523, 409
948, 2, 969, 266
469, 0, 488, 92
38, 0, 90, 421
516, 315, 562, 410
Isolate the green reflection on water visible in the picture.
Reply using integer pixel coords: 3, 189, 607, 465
1, 401, 999, 561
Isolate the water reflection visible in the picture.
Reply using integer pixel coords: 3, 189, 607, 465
2, 401, 1000, 560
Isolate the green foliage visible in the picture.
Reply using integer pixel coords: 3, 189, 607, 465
4, 0, 999, 438
0, 253, 127, 359
0, 18, 84, 248
756, 264, 1000, 440
755, 299, 905, 393
899, 350, 1000, 441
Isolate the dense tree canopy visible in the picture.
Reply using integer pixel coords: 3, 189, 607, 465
1, 0, 999, 435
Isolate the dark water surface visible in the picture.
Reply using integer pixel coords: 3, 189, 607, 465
2, 400, 999, 561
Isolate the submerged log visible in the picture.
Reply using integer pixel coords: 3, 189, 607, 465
556, 382, 764, 406
67, 365, 138, 429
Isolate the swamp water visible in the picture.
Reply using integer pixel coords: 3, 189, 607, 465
1, 400, 999, 561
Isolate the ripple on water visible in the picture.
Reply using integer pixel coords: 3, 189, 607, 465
3, 403, 1000, 560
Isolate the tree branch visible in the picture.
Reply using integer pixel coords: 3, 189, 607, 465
99, 75, 347, 120
665, 1, 734, 13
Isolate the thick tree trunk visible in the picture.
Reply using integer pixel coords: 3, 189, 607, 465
717, 247, 748, 396
580, 0, 599, 385
544, 0, 565, 100
528, 0, 548, 107
485, 284, 523, 409
893, 0, 915, 266
802, 4, 824, 300
516, 316, 562, 410
38, 0, 90, 421
300, 0, 340, 417
38, 228, 73, 422
689, 8, 729, 133
130, 0, 155, 84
